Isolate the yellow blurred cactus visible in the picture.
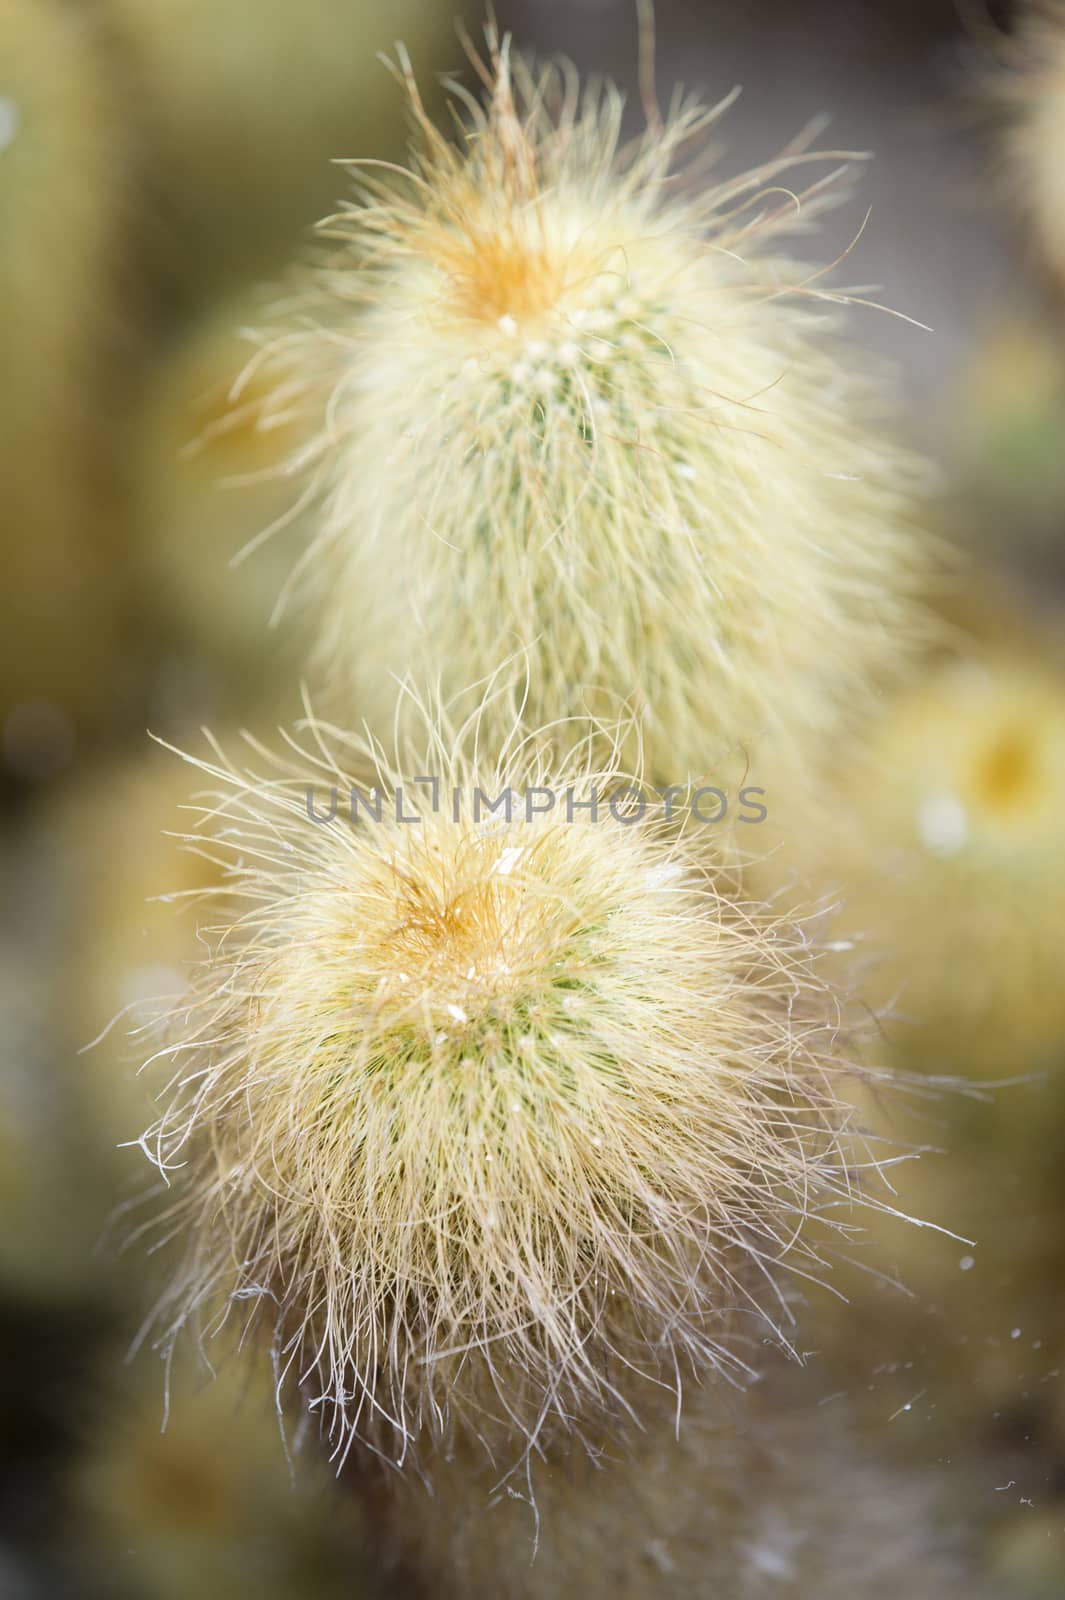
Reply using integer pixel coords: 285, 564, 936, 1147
0, 0, 133, 750
823, 644, 1065, 1077
68, 1349, 374, 1600
132, 296, 316, 710
104, 0, 469, 299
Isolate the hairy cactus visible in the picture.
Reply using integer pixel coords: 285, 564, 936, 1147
138, 706, 881, 1476
255, 35, 933, 787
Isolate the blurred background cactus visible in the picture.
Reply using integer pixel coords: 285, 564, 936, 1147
5, 0, 1065, 1594
103, 0, 471, 307
0, 0, 140, 764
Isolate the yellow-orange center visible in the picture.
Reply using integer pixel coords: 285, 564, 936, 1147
973, 727, 1038, 815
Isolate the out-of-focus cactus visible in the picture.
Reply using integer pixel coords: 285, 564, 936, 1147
815, 639, 1065, 1078
131, 297, 315, 717
0, 0, 135, 765
66, 1350, 377, 1600
46, 748, 229, 1171
104, 0, 470, 302
363, 1368, 998, 1598
999, 2, 1065, 291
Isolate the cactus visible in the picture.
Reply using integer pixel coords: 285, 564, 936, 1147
138, 705, 880, 1475
0, 0, 130, 744
255, 36, 933, 788
104, 0, 469, 300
